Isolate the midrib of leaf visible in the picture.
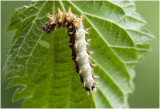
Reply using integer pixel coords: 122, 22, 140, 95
59, 2, 112, 107
58, 1, 97, 107
66, 67, 73, 108
66, 1, 131, 107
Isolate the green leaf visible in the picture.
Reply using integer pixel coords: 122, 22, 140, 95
3, 1, 154, 108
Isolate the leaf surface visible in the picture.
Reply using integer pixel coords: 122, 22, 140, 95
3, 1, 153, 108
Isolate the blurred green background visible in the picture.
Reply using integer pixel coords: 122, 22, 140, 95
1, 1, 159, 108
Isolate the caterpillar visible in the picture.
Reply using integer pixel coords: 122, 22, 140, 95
41, 8, 96, 91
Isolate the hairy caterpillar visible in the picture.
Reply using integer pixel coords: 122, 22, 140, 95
41, 8, 96, 91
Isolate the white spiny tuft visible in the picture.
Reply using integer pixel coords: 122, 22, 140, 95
87, 39, 92, 42
94, 75, 99, 78
93, 87, 97, 92
92, 64, 97, 66
89, 51, 94, 54
85, 28, 91, 34
75, 28, 86, 40
95, 81, 99, 84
